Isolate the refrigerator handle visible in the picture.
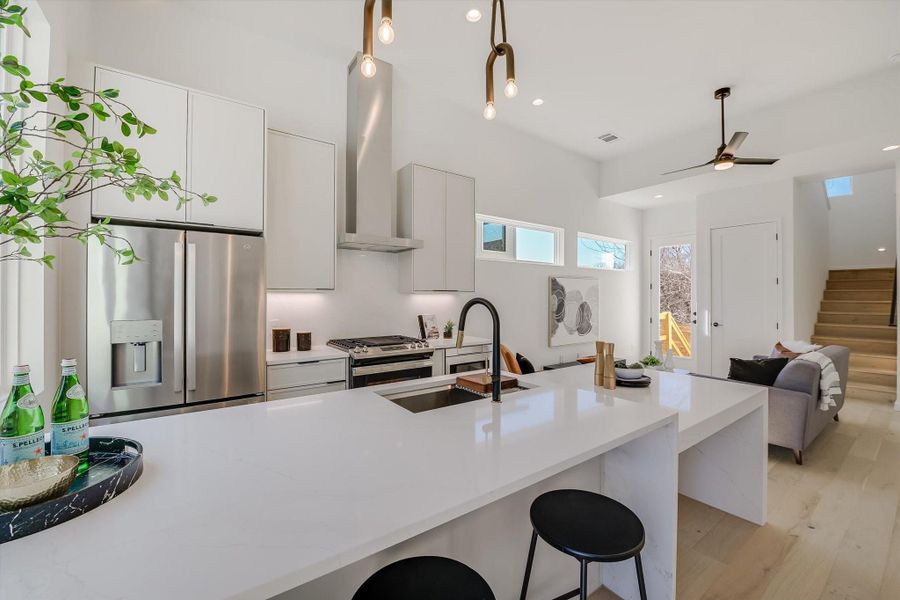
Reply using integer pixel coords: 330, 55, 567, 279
173, 242, 184, 393
186, 242, 197, 391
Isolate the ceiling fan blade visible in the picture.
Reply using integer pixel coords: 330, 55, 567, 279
661, 159, 715, 175
733, 157, 779, 165
723, 131, 748, 156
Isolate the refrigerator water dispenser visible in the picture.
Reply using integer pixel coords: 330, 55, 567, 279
111, 320, 163, 388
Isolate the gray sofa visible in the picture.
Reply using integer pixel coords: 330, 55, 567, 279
764, 345, 849, 464
695, 345, 849, 465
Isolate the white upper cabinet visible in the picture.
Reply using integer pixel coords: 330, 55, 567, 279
444, 173, 476, 291
398, 164, 475, 292
187, 92, 265, 231
91, 67, 187, 223
266, 130, 335, 290
90, 68, 264, 232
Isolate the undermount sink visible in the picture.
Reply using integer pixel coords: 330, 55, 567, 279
378, 382, 535, 414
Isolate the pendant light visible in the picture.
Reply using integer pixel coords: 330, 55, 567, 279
361, 0, 393, 78
484, 0, 517, 119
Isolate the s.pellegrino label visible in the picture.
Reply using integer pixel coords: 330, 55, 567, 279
51, 359, 90, 474
1, 365, 45, 466
51, 418, 89, 455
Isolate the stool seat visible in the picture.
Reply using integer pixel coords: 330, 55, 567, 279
530, 489, 645, 562
353, 556, 495, 600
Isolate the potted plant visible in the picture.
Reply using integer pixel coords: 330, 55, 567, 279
0, 3, 214, 266
443, 320, 454, 339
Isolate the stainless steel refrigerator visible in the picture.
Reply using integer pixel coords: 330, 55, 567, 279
87, 224, 266, 420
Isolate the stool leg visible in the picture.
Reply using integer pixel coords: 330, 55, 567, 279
579, 559, 588, 600
519, 530, 538, 600
635, 553, 648, 600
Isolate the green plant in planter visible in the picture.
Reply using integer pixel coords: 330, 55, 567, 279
0, 2, 215, 267
443, 320, 454, 338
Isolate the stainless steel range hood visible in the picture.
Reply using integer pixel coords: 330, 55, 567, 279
339, 53, 422, 253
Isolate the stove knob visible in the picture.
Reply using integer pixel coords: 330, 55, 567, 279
406, 344, 413, 349
353, 346, 362, 353
362, 345, 369, 353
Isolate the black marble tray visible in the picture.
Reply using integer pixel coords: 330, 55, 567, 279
0, 436, 143, 544
616, 375, 652, 388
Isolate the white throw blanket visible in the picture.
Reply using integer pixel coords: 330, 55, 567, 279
794, 351, 841, 411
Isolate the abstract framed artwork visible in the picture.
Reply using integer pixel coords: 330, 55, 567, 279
548, 276, 599, 347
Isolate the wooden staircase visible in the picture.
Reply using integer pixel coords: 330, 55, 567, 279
812, 267, 897, 402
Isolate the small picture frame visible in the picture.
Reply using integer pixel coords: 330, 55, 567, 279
417, 314, 439, 340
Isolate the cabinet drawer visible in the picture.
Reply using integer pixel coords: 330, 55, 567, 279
267, 381, 346, 402
267, 360, 346, 390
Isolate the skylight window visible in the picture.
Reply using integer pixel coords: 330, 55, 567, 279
824, 176, 853, 198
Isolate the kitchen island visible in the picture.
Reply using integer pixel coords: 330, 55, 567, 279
0, 368, 765, 600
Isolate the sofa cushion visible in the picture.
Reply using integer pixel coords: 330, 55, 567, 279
728, 357, 790, 386
516, 353, 536, 375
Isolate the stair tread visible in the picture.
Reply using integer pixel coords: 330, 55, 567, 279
847, 382, 897, 392
819, 311, 892, 314
849, 367, 896, 375
815, 323, 895, 330
812, 335, 896, 342
850, 351, 899, 359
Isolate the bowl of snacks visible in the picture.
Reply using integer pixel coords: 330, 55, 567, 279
614, 360, 645, 380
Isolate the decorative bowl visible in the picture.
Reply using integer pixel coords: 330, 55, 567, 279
615, 366, 645, 380
0, 455, 79, 511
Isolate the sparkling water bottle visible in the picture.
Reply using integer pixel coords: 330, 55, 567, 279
51, 358, 90, 474
0, 365, 46, 465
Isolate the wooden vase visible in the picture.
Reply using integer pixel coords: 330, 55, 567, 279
603, 342, 616, 390
594, 341, 606, 386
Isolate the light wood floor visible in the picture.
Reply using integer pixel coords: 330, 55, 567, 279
592, 391, 900, 599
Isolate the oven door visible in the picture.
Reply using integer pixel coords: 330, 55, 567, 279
351, 357, 435, 388
445, 352, 490, 375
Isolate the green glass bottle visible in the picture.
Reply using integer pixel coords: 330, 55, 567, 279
0, 365, 46, 466
51, 358, 90, 474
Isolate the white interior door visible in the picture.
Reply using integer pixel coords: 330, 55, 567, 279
710, 222, 780, 377
651, 235, 697, 371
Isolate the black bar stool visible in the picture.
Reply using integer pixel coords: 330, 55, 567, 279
519, 489, 648, 600
353, 555, 495, 600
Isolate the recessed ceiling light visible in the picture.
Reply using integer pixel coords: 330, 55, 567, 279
878, 247, 887, 252
532, 98, 544, 106
883, 144, 900, 152
653, 194, 664, 199
466, 9, 482, 22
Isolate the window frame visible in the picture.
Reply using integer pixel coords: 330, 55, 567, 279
475, 214, 565, 266
576, 231, 632, 272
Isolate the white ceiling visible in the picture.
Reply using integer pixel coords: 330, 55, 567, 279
201, 0, 900, 162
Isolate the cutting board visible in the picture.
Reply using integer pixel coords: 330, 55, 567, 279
456, 373, 518, 393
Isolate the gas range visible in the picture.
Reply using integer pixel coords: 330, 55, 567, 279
327, 335, 433, 361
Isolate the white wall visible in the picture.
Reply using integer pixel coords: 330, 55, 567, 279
793, 180, 830, 341
42, 0, 644, 370
694, 179, 795, 373
827, 168, 896, 269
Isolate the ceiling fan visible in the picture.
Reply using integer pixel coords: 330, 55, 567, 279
662, 87, 779, 175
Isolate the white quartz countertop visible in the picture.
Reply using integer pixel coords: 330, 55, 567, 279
521, 364, 767, 452
266, 345, 348, 365
0, 371, 679, 600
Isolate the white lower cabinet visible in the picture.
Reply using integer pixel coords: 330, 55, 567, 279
266, 359, 347, 400
398, 164, 476, 292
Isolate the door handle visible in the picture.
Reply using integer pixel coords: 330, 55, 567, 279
712, 322, 722, 327
186, 243, 197, 391
173, 242, 184, 393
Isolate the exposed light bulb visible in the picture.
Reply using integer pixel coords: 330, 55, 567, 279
378, 18, 395, 44
504, 79, 518, 99
882, 144, 900, 152
714, 159, 734, 171
360, 55, 377, 78
483, 102, 496, 120
466, 9, 482, 22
